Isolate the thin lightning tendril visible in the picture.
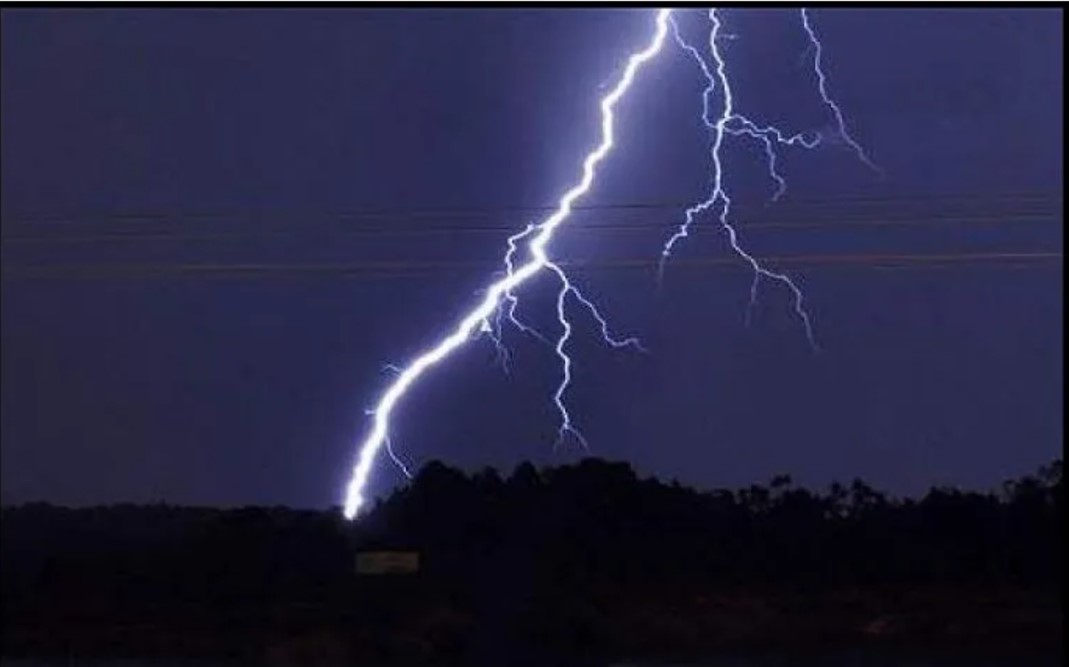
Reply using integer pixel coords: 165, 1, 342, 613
800, 8, 883, 177
384, 437, 413, 480
544, 259, 647, 450
660, 8, 878, 346
343, 8, 877, 519
656, 16, 720, 285
723, 116, 820, 203
661, 10, 819, 349
343, 9, 672, 519
485, 223, 549, 372
547, 260, 587, 451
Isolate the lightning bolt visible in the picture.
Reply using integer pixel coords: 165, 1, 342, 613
343, 9, 672, 519
483, 223, 549, 373
342, 8, 878, 519
483, 222, 645, 449
800, 8, 883, 176
659, 8, 878, 347
544, 259, 646, 451
660, 10, 818, 349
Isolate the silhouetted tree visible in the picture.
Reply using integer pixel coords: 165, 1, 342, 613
2, 459, 1061, 662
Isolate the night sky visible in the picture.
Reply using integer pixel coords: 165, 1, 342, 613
1, 8, 1062, 509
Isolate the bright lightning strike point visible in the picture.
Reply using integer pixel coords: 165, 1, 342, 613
342, 9, 673, 520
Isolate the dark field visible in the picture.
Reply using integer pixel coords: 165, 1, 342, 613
2, 459, 1061, 666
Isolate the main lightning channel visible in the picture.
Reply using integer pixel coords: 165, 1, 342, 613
342, 9, 672, 519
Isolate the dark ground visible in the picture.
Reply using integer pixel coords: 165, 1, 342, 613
1, 458, 1062, 666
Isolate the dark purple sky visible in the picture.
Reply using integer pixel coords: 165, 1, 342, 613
1, 8, 1062, 508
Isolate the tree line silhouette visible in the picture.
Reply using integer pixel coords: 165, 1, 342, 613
2, 458, 1061, 664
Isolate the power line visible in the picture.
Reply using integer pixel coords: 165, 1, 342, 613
2, 191, 1061, 226
2, 213, 1061, 245
2, 252, 1060, 281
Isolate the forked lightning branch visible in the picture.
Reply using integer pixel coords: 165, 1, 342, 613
343, 8, 876, 519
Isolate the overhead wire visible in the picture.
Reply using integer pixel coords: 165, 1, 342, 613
1, 252, 1061, 282
3, 192, 1060, 279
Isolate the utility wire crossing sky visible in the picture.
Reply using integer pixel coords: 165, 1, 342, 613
342, 8, 881, 519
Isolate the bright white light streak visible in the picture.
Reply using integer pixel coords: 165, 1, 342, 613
662, 10, 818, 350
343, 9, 673, 519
